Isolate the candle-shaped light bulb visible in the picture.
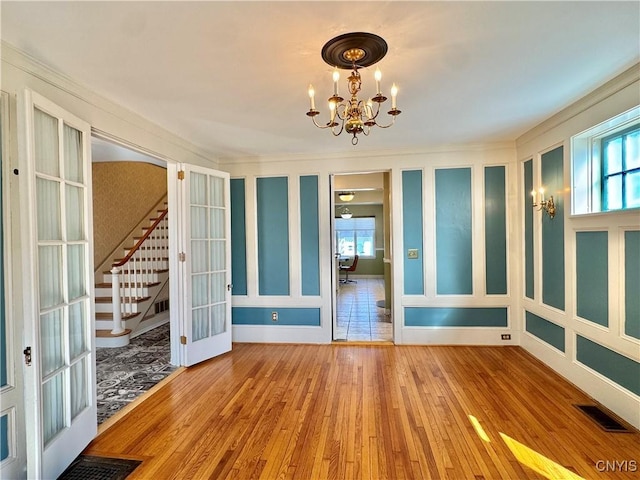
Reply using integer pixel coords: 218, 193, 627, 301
375, 68, 382, 94
391, 83, 398, 109
329, 100, 336, 122
333, 68, 340, 96
366, 99, 373, 119
531, 190, 536, 204
308, 84, 315, 110
538, 188, 545, 202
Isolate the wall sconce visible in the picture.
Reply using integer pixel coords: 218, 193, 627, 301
338, 191, 355, 202
531, 188, 556, 219
340, 207, 353, 219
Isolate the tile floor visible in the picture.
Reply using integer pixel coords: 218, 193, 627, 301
335, 278, 392, 342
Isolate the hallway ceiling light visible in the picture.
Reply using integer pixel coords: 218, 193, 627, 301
338, 191, 355, 202
340, 207, 353, 219
306, 32, 401, 145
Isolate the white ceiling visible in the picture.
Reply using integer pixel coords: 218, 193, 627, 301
2, 1, 639, 162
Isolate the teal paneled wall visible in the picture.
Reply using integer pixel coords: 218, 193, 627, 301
232, 307, 321, 326
405, 307, 507, 327
402, 170, 424, 294
436, 168, 472, 294
625, 231, 640, 339
576, 231, 608, 327
484, 166, 507, 294
524, 160, 534, 299
577, 335, 640, 396
256, 177, 290, 295
525, 311, 565, 352
300, 176, 320, 296
230, 179, 247, 295
541, 147, 565, 310
0, 414, 7, 461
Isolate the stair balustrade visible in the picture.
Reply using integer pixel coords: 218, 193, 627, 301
109, 209, 168, 335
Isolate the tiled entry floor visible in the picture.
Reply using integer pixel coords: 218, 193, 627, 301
335, 278, 392, 342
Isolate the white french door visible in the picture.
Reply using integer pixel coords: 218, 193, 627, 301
19, 90, 96, 479
177, 164, 232, 366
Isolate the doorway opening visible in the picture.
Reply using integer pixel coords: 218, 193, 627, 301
90, 136, 175, 424
332, 171, 392, 342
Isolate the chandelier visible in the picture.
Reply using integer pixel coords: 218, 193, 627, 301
306, 32, 401, 145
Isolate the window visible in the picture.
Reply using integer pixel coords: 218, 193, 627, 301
602, 126, 640, 211
571, 106, 640, 215
335, 217, 375, 258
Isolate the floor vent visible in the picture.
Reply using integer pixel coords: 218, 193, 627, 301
58, 455, 141, 480
574, 404, 633, 433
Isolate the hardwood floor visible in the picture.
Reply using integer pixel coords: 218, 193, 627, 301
85, 344, 639, 479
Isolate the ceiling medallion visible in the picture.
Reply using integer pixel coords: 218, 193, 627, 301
306, 32, 401, 145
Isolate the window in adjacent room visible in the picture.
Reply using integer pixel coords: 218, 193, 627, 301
335, 217, 375, 258
571, 106, 639, 214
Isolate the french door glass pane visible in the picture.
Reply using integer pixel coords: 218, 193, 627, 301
36, 178, 62, 241
41, 309, 64, 377
39, 246, 63, 309
211, 303, 225, 335
191, 240, 208, 273
626, 171, 640, 208
191, 207, 207, 239
210, 272, 225, 303
68, 301, 86, 360
210, 240, 224, 271
67, 244, 86, 301
34, 108, 59, 177
192, 274, 208, 307
192, 307, 209, 341
190, 172, 207, 205
210, 209, 224, 238
209, 176, 224, 207
42, 373, 65, 446
63, 124, 83, 183
70, 359, 87, 420
65, 185, 85, 241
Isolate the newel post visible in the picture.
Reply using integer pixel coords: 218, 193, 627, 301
110, 267, 124, 335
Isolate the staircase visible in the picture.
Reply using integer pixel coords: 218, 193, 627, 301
95, 203, 170, 347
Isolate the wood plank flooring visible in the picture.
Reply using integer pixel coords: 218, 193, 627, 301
84, 344, 639, 479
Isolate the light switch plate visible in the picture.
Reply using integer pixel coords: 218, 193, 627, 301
407, 249, 419, 259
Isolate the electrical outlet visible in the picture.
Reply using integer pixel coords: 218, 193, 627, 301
271, 311, 278, 322
407, 248, 419, 259
501, 334, 511, 340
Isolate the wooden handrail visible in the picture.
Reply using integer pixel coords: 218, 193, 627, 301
113, 209, 168, 268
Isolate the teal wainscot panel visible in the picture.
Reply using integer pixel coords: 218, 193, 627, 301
625, 231, 640, 340
405, 307, 507, 327
300, 176, 320, 296
232, 307, 321, 326
524, 159, 534, 299
577, 335, 640, 396
230, 178, 247, 295
484, 166, 507, 294
576, 231, 608, 327
525, 311, 565, 352
541, 147, 565, 310
435, 168, 473, 294
256, 177, 290, 295
402, 170, 424, 295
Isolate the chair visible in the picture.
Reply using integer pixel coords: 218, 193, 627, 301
339, 255, 359, 283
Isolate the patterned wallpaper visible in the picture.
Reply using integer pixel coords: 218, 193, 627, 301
93, 162, 167, 267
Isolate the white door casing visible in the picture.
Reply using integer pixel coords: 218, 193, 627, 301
178, 164, 232, 366
18, 89, 96, 479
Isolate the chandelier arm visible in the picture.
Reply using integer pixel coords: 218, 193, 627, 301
375, 115, 398, 129
311, 116, 337, 129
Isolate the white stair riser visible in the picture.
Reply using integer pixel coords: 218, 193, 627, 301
95, 302, 144, 314
96, 334, 130, 348
95, 319, 142, 330
95, 287, 152, 297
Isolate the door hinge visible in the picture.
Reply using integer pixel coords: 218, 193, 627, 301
177, 170, 185, 180
23, 346, 32, 366
180, 335, 187, 345
179, 252, 186, 262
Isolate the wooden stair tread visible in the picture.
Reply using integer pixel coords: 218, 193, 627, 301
113, 257, 169, 263
95, 312, 141, 320
96, 296, 151, 304
103, 268, 169, 274
95, 282, 161, 289
96, 329, 132, 338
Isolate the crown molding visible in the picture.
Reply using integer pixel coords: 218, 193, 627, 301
516, 63, 640, 147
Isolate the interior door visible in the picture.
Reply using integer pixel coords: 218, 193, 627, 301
179, 164, 232, 366
19, 90, 96, 478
